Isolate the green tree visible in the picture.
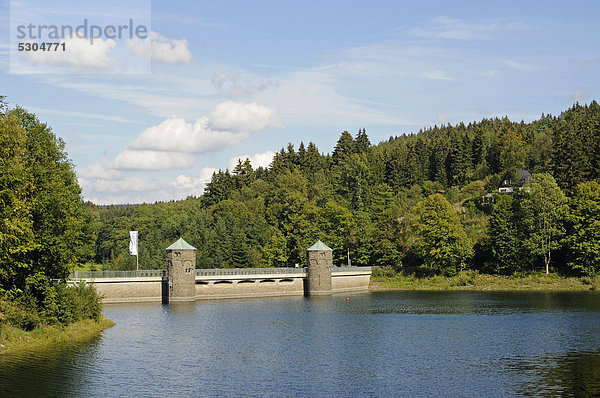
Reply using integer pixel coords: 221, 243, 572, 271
409, 193, 473, 275
332, 131, 356, 164
0, 106, 92, 287
0, 107, 36, 290
489, 194, 523, 274
565, 180, 600, 275
499, 130, 527, 172
521, 173, 568, 274
355, 128, 371, 153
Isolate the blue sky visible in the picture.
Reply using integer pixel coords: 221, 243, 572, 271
1, 0, 600, 204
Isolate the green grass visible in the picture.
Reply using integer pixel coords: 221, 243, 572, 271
370, 268, 600, 291
0, 316, 114, 355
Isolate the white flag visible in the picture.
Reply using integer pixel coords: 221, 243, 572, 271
129, 231, 138, 256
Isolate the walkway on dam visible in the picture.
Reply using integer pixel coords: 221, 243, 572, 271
72, 266, 372, 281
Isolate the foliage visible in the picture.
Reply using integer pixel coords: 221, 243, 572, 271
0, 100, 101, 331
0, 103, 94, 292
565, 181, 600, 276
408, 194, 473, 275
0, 109, 36, 290
489, 194, 526, 274
0, 275, 101, 331
521, 173, 568, 274
84, 101, 600, 280
370, 268, 599, 291
6, 98, 600, 296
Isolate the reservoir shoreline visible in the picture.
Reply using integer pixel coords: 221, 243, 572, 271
0, 317, 114, 355
369, 270, 600, 291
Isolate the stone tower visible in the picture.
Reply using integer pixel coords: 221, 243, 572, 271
166, 237, 196, 303
306, 240, 333, 296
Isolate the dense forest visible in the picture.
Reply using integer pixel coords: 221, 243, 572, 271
84, 101, 600, 277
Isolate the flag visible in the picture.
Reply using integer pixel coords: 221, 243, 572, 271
129, 231, 138, 255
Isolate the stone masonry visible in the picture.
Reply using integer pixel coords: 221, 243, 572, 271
306, 240, 333, 296
166, 237, 196, 302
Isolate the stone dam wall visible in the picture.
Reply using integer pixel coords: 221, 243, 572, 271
73, 267, 371, 304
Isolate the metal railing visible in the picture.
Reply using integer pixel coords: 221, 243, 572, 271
196, 267, 306, 277
332, 266, 372, 272
72, 270, 166, 279
71, 266, 371, 279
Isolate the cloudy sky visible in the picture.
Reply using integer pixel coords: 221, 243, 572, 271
1, 0, 599, 204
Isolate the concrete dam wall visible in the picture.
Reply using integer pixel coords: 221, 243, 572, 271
72, 239, 371, 304
74, 267, 371, 304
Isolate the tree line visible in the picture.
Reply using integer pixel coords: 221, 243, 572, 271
88, 102, 600, 276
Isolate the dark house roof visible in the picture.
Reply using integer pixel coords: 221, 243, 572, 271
499, 169, 532, 187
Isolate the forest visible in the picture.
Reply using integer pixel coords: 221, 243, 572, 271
82, 101, 600, 277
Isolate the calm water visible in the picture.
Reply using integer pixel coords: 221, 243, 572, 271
1, 291, 600, 397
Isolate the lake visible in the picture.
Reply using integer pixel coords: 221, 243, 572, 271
1, 291, 600, 397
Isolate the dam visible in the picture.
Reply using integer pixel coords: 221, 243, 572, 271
71, 239, 372, 304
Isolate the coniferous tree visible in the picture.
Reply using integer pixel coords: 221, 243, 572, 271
355, 128, 371, 153
332, 131, 356, 164
489, 194, 523, 274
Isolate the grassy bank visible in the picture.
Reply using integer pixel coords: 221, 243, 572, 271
370, 268, 600, 291
0, 317, 114, 355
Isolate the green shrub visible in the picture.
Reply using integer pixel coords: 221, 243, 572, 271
66, 282, 102, 322
372, 266, 397, 278
2, 272, 102, 330
0, 299, 41, 331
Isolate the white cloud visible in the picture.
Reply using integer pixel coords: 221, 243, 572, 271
503, 60, 537, 72
171, 167, 218, 191
207, 100, 284, 131
480, 69, 500, 78
27, 106, 141, 124
254, 70, 413, 125
211, 71, 273, 97
78, 157, 123, 179
114, 150, 196, 170
129, 101, 283, 153
93, 177, 158, 193
422, 70, 454, 81
127, 31, 192, 63
26, 35, 116, 69
128, 117, 240, 153
410, 16, 528, 41
228, 150, 276, 170
211, 71, 239, 90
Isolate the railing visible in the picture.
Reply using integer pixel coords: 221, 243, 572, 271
71, 266, 371, 279
332, 266, 372, 272
196, 267, 306, 276
72, 270, 167, 279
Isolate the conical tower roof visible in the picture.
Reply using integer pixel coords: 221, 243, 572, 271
166, 237, 196, 251
307, 240, 332, 251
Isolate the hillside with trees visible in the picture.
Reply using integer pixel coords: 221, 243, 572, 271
87, 101, 600, 277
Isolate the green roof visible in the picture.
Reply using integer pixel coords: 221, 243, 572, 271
307, 240, 332, 251
166, 238, 196, 251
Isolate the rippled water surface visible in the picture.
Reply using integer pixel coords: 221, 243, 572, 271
1, 291, 600, 397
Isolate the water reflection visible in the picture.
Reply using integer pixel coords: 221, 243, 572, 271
0, 337, 102, 397
509, 350, 600, 396
0, 292, 599, 397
